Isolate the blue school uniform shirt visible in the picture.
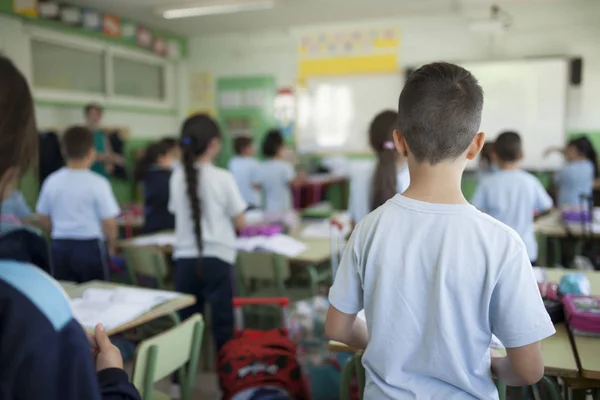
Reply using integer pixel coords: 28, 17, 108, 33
471, 170, 553, 262
555, 159, 595, 208
348, 161, 411, 223
258, 159, 295, 212
36, 168, 120, 240
1, 190, 32, 219
0, 260, 141, 400
329, 195, 555, 400
229, 156, 261, 207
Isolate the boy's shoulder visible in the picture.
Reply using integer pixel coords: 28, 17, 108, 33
358, 195, 524, 248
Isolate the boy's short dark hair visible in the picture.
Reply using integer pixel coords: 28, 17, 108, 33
84, 103, 103, 116
494, 131, 522, 162
262, 129, 284, 158
398, 62, 484, 165
234, 136, 253, 155
63, 126, 94, 160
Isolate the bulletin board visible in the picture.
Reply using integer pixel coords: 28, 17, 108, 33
216, 76, 276, 166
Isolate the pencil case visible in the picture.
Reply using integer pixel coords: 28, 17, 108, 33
538, 281, 560, 300
562, 295, 600, 336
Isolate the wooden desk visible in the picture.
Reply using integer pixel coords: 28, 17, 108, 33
61, 280, 196, 336
535, 210, 600, 238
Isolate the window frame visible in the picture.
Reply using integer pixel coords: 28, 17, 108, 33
28, 26, 175, 110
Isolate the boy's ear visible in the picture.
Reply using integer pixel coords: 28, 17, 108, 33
466, 132, 486, 161
393, 130, 408, 157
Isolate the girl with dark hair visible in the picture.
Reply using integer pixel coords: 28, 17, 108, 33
0, 57, 140, 399
258, 129, 304, 212
168, 114, 247, 351
547, 136, 598, 207
135, 138, 178, 233
348, 110, 410, 223
476, 141, 498, 184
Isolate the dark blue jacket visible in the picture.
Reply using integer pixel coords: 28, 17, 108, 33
143, 168, 174, 234
0, 260, 141, 400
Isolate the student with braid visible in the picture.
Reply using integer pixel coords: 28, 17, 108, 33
348, 110, 410, 224
169, 114, 247, 351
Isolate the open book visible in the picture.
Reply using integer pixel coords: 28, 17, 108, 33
71, 287, 180, 331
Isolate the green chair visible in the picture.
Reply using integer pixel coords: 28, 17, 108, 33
236, 251, 314, 301
131, 314, 204, 400
122, 245, 171, 289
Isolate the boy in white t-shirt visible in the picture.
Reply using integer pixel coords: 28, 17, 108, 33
325, 62, 555, 400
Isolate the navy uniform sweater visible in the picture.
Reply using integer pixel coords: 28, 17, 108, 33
0, 260, 141, 400
143, 168, 174, 234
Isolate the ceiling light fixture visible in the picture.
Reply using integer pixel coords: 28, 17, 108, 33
160, 0, 275, 19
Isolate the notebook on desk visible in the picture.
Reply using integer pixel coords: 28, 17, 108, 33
71, 287, 180, 331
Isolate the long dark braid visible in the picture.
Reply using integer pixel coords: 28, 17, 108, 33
179, 114, 222, 269
370, 110, 400, 211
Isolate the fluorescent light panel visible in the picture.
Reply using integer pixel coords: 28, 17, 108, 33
162, 0, 275, 19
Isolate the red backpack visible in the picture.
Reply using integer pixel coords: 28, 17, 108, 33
217, 298, 311, 400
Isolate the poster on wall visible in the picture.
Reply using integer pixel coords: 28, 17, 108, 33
38, 0, 59, 19
153, 37, 167, 56
102, 14, 121, 38
82, 8, 102, 31
121, 20, 137, 42
13, 0, 38, 17
137, 26, 153, 48
59, 5, 82, 26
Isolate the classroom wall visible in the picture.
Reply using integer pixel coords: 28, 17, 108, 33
0, 15, 187, 138
188, 1, 600, 135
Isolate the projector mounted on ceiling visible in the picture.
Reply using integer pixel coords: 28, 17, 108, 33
158, 0, 276, 20
468, 5, 512, 34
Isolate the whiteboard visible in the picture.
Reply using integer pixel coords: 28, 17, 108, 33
295, 74, 403, 153
462, 59, 568, 170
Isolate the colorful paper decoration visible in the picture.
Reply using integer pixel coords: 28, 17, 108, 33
153, 37, 167, 56
60, 5, 82, 26
38, 0, 59, 19
136, 26, 152, 48
167, 39, 181, 59
121, 20, 137, 42
102, 14, 121, 38
82, 8, 102, 31
13, 0, 38, 17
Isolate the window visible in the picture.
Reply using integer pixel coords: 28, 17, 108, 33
113, 56, 165, 101
32, 40, 105, 94
29, 27, 174, 109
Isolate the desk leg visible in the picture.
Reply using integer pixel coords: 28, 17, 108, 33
307, 265, 319, 298
551, 237, 562, 267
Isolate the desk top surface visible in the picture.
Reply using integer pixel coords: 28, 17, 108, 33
60, 280, 196, 336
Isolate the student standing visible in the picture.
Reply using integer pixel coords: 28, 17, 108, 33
326, 63, 554, 399
37, 126, 120, 283
84, 103, 123, 177
229, 136, 261, 209
0, 189, 33, 232
258, 129, 304, 212
134, 138, 179, 233
169, 114, 247, 351
546, 137, 598, 208
0, 55, 140, 400
476, 141, 498, 184
472, 132, 553, 264
348, 110, 410, 223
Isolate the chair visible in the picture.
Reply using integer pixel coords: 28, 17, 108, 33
131, 314, 204, 400
122, 245, 170, 289
236, 251, 314, 301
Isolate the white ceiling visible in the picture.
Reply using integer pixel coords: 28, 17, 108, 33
66, 0, 582, 36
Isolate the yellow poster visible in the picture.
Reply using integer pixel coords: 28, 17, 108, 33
13, 0, 38, 17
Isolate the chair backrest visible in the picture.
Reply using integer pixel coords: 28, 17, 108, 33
132, 314, 204, 400
123, 245, 169, 287
236, 251, 290, 295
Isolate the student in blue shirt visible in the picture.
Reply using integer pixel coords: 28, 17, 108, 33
0, 189, 33, 233
472, 131, 554, 264
0, 54, 140, 400
476, 141, 499, 183
546, 136, 598, 208
326, 63, 554, 399
169, 114, 247, 351
134, 138, 179, 233
348, 110, 410, 224
229, 136, 261, 209
258, 129, 304, 212
37, 126, 120, 283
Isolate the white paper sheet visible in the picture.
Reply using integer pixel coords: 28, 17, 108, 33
235, 234, 307, 257
130, 232, 175, 247
71, 287, 180, 330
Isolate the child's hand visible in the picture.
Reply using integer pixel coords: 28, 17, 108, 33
89, 323, 124, 371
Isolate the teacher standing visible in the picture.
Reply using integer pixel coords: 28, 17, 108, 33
84, 103, 123, 177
